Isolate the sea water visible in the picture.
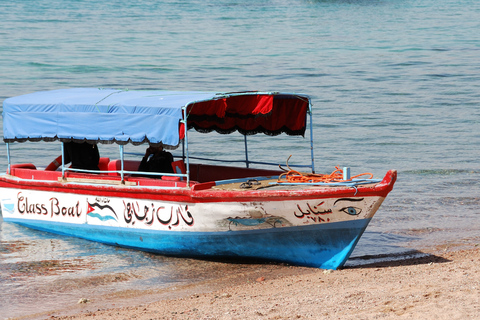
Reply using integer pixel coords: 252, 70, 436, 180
1, 0, 479, 318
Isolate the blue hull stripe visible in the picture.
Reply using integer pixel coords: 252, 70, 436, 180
4, 218, 371, 269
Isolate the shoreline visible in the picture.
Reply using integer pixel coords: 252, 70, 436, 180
18, 244, 480, 320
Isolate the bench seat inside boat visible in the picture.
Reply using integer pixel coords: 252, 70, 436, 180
7, 160, 283, 186
8, 163, 188, 187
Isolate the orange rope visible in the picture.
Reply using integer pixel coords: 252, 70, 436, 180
278, 158, 373, 184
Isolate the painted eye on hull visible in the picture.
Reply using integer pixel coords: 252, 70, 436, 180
341, 207, 362, 216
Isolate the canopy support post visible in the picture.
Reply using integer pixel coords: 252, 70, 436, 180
61, 143, 66, 179
182, 106, 190, 187
244, 135, 249, 168
6, 143, 11, 175
119, 145, 125, 184
308, 102, 315, 174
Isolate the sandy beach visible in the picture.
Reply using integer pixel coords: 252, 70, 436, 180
19, 243, 478, 320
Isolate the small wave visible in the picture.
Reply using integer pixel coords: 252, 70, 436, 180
403, 169, 478, 175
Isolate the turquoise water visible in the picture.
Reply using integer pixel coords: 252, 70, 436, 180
1, 0, 480, 318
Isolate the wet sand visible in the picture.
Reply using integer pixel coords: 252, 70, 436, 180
17, 242, 479, 320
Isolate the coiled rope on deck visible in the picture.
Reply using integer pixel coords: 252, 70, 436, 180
277, 156, 373, 184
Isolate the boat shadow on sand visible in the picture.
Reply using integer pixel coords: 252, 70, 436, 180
171, 247, 450, 271
344, 250, 451, 269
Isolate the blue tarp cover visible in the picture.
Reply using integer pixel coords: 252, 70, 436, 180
2, 88, 219, 147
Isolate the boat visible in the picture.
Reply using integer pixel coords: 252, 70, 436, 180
0, 88, 396, 269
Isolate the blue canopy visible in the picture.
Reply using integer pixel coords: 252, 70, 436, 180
3, 88, 219, 147
2, 88, 310, 147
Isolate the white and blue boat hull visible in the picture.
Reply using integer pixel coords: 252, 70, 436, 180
0, 177, 393, 269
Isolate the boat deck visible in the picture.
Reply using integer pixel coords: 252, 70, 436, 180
211, 178, 380, 191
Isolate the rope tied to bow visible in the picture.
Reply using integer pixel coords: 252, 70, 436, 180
277, 156, 373, 184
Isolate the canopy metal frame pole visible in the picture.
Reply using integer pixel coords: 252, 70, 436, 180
182, 105, 190, 187
119, 144, 125, 184
61, 143, 66, 179
308, 102, 315, 174
244, 135, 249, 168
6, 143, 11, 175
